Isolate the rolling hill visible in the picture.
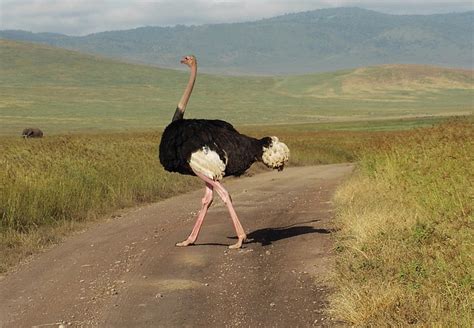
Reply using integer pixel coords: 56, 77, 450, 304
1, 7, 473, 75
0, 39, 472, 135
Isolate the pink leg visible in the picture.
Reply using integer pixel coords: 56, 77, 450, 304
214, 181, 247, 249
176, 183, 213, 247
193, 172, 247, 249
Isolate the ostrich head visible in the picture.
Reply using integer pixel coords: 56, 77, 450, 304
180, 55, 196, 67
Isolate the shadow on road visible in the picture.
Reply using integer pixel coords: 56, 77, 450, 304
246, 224, 331, 246
194, 220, 333, 247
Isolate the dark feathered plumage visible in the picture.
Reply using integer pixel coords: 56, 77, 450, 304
159, 118, 272, 177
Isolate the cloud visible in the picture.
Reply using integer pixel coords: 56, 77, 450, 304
0, 0, 472, 35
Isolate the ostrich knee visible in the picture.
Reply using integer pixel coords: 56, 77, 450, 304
202, 191, 213, 207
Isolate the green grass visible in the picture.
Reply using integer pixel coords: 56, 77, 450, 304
330, 118, 473, 326
1, 40, 472, 136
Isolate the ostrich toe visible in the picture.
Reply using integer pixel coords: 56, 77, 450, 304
228, 235, 246, 249
176, 239, 194, 247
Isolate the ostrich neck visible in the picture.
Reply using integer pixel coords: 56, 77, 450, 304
173, 64, 197, 121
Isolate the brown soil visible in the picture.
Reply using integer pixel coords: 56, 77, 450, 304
0, 164, 353, 328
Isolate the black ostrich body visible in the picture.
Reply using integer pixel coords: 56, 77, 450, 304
159, 118, 271, 177
157, 55, 288, 249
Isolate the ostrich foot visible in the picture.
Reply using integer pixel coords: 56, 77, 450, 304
229, 235, 247, 249
176, 239, 194, 247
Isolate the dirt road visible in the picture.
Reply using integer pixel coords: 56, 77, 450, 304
0, 164, 353, 328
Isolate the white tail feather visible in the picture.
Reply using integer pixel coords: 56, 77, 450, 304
262, 137, 290, 170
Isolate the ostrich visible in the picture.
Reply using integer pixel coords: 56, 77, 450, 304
22, 128, 43, 138
159, 55, 289, 249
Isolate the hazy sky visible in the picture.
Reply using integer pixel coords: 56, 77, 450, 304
1, 0, 472, 35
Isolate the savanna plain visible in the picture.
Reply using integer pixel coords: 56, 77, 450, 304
1, 39, 473, 326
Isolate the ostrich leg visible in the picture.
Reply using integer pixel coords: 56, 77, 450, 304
214, 181, 247, 249
194, 172, 247, 249
176, 183, 213, 246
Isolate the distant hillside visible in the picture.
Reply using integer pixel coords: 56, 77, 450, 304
0, 39, 472, 135
1, 7, 473, 75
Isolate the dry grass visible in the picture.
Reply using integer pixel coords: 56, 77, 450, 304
0, 132, 202, 271
2, 117, 471, 326
330, 119, 473, 326
343, 65, 474, 94
0, 126, 378, 272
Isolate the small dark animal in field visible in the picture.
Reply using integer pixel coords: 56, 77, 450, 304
22, 128, 44, 138
159, 55, 289, 249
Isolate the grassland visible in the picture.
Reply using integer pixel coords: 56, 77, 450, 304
0, 122, 389, 272
1, 39, 472, 325
1, 39, 472, 136
0, 115, 459, 270
0, 132, 195, 271
330, 118, 473, 326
